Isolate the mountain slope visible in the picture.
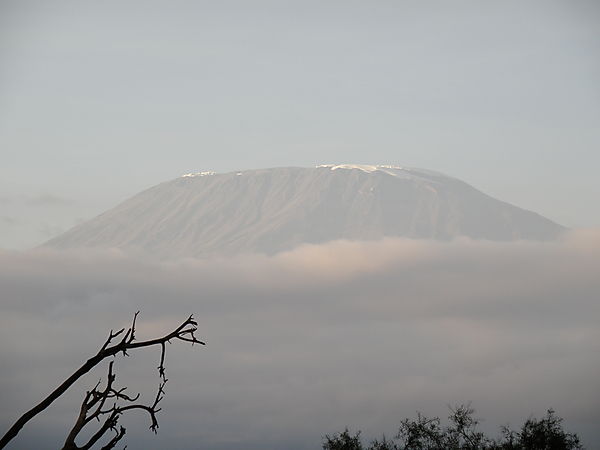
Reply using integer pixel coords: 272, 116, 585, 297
45, 165, 566, 257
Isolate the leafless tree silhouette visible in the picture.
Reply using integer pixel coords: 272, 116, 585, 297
0, 312, 204, 449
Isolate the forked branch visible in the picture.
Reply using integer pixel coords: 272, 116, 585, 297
61, 361, 167, 450
0, 313, 205, 449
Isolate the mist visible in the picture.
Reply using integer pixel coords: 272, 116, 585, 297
1, 230, 599, 448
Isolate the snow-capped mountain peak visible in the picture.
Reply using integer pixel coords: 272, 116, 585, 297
45, 166, 565, 258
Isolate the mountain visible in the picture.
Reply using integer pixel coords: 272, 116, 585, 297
44, 165, 566, 257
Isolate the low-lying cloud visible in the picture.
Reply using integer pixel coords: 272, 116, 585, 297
1, 231, 599, 449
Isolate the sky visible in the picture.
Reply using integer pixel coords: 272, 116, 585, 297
1, 2, 600, 449
1, 0, 600, 249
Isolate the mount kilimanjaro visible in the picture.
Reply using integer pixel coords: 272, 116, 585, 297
45, 165, 565, 258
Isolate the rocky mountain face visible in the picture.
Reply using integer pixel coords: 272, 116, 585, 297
45, 165, 566, 258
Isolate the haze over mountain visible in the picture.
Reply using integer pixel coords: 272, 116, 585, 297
45, 165, 565, 258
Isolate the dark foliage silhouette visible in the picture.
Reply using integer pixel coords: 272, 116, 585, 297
323, 429, 365, 450
323, 405, 583, 450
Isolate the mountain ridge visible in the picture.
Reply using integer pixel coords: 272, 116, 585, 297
44, 165, 566, 258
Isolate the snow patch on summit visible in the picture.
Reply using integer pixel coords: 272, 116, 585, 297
181, 171, 216, 178
316, 164, 457, 182
317, 164, 410, 178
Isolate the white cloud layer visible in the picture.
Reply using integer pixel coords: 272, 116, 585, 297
1, 231, 599, 449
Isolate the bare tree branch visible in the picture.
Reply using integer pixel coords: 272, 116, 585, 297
0, 313, 204, 449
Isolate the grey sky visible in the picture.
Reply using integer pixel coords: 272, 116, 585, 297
1, 0, 600, 249
1, 232, 599, 448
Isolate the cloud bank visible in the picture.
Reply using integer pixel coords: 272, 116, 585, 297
1, 231, 599, 449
